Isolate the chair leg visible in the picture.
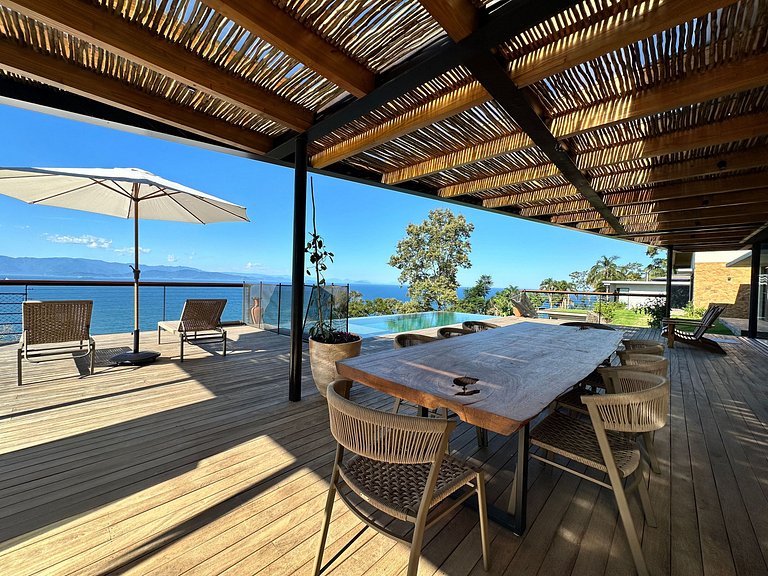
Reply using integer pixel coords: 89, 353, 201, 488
222, 329, 227, 357
391, 398, 402, 414
313, 465, 340, 576
17, 348, 22, 386
407, 512, 429, 576
607, 468, 650, 576
157, 326, 161, 344
180, 336, 184, 362
476, 471, 490, 570
89, 342, 95, 375
635, 462, 657, 528
642, 431, 661, 474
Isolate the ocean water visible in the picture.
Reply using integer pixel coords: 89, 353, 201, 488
0, 280, 509, 340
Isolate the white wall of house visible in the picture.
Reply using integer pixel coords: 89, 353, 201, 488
602, 279, 690, 308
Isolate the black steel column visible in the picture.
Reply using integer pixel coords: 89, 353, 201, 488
748, 242, 762, 339
664, 246, 674, 319
289, 134, 308, 401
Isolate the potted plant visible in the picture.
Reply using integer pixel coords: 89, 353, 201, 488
305, 180, 361, 397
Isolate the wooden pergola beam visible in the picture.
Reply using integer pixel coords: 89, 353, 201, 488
311, 82, 488, 168
5, 0, 313, 131
0, 37, 273, 154
200, 0, 374, 98
510, 0, 734, 88
418, 0, 478, 41
619, 205, 768, 226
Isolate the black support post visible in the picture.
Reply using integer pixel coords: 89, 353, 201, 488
748, 242, 761, 339
665, 246, 674, 319
289, 134, 308, 401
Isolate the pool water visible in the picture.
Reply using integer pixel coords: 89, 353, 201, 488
347, 311, 497, 338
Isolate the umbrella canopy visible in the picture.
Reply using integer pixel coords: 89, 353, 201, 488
0, 167, 249, 364
0, 167, 248, 222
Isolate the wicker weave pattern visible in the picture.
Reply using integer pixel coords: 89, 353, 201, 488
328, 384, 454, 465
340, 454, 476, 521
621, 339, 662, 350
612, 354, 668, 375
619, 344, 664, 357
22, 300, 92, 345
583, 377, 669, 434
531, 411, 639, 476
178, 299, 226, 332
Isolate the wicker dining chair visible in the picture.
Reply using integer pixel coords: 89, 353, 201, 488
437, 326, 474, 338
314, 380, 490, 576
462, 320, 499, 332
517, 374, 669, 576
620, 339, 665, 356
17, 300, 96, 386
617, 350, 667, 368
599, 361, 669, 474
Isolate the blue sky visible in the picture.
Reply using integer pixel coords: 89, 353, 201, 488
0, 103, 656, 288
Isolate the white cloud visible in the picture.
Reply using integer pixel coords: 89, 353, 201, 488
45, 234, 112, 249
167, 254, 177, 263
114, 246, 151, 254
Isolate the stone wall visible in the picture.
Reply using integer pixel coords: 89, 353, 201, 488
693, 261, 751, 318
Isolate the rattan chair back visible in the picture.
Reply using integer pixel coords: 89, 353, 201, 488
327, 380, 454, 464
599, 363, 669, 394
437, 326, 473, 338
461, 320, 498, 332
621, 338, 662, 350
583, 374, 669, 434
616, 351, 668, 371
393, 333, 437, 348
22, 300, 93, 345
178, 299, 226, 332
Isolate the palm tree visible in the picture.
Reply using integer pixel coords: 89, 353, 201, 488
539, 278, 574, 308
586, 255, 622, 290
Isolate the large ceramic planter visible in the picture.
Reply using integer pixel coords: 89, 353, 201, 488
309, 335, 362, 397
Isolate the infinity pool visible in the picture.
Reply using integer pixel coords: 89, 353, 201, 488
347, 311, 497, 338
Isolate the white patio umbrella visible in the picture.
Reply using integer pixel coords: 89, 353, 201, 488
0, 167, 249, 365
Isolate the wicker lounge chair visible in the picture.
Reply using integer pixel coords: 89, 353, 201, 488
17, 300, 95, 386
158, 298, 227, 362
393, 333, 437, 348
437, 326, 473, 338
662, 304, 726, 354
314, 380, 490, 576
518, 373, 669, 576
462, 320, 499, 332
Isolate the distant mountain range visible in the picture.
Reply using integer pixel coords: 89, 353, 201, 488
0, 255, 291, 283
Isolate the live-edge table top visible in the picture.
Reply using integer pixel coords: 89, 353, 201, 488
336, 322, 623, 436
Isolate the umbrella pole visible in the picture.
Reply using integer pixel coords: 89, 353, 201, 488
111, 185, 160, 366
133, 195, 140, 353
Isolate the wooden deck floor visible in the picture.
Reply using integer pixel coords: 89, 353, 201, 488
1, 320, 767, 575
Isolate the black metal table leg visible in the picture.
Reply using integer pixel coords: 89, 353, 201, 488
513, 423, 530, 535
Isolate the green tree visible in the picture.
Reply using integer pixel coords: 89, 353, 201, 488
455, 275, 493, 313
644, 246, 667, 278
619, 261, 644, 281
569, 270, 590, 292
539, 278, 574, 308
585, 255, 622, 290
388, 209, 474, 310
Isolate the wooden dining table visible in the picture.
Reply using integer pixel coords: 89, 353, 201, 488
336, 321, 624, 534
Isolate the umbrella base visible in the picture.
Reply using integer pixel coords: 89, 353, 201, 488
111, 351, 161, 366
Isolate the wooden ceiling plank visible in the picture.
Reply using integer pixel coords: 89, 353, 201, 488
483, 184, 580, 208
549, 53, 768, 138
510, 0, 735, 88
619, 206, 768, 225
310, 82, 489, 169
438, 163, 560, 198
590, 147, 768, 191
5, 0, 313, 131
418, 0, 478, 42
0, 38, 272, 154
622, 215, 767, 233
603, 173, 768, 206
200, 0, 374, 98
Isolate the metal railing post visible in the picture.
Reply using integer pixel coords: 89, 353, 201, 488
277, 284, 282, 335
